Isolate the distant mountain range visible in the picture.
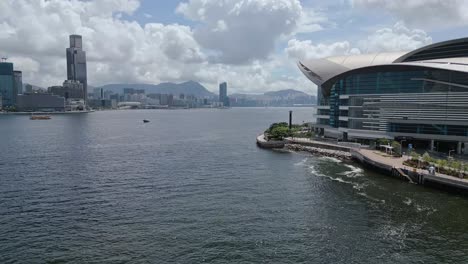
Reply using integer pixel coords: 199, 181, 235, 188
99, 81, 216, 98
264, 89, 311, 98
230, 89, 316, 107
231, 89, 313, 99
23, 80, 315, 106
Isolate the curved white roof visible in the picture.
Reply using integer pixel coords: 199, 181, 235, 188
299, 52, 406, 86
327, 52, 406, 69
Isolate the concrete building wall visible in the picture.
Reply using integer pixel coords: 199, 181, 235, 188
17, 93, 65, 112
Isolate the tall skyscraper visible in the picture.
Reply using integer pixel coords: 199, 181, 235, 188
219, 82, 228, 106
25, 84, 33, 94
0, 61, 15, 108
14, 71, 22, 95
66, 35, 87, 102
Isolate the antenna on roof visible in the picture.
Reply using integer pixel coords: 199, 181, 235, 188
1, 57, 7, 62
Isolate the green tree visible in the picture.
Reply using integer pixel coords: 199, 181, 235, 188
377, 138, 390, 146
437, 159, 448, 173
463, 163, 468, 173
422, 152, 432, 164
391, 141, 402, 156
410, 151, 420, 162
450, 160, 462, 172
269, 126, 291, 140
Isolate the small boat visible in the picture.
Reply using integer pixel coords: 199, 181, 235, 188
143, 119, 150, 123
30, 114, 51, 120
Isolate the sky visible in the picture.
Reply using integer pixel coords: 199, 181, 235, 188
1, 0, 468, 95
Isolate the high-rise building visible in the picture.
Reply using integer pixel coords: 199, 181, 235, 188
93, 87, 103, 99
0, 62, 15, 108
48, 80, 84, 100
219, 82, 228, 106
66, 35, 87, 102
13, 71, 22, 95
24, 84, 33, 94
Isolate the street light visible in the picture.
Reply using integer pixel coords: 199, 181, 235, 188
400, 139, 406, 156
449, 149, 456, 159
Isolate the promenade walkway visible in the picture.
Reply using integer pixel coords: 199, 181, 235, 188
285, 136, 468, 191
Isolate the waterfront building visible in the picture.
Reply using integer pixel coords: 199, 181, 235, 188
123, 88, 135, 95
24, 84, 33, 94
219, 82, 229, 106
298, 37, 468, 155
66, 35, 87, 102
16, 93, 65, 112
0, 62, 15, 108
88, 99, 114, 109
14, 71, 22, 95
93, 87, 103, 100
48, 80, 84, 100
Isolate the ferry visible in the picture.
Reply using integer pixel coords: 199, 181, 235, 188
30, 114, 51, 120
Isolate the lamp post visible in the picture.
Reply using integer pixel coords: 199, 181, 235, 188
449, 149, 455, 159
400, 139, 406, 156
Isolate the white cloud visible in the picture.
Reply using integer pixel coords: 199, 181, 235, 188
360, 22, 432, 53
0, 0, 204, 88
286, 22, 431, 61
176, 0, 303, 64
352, 0, 468, 29
286, 39, 360, 60
0, 0, 320, 95
294, 8, 328, 34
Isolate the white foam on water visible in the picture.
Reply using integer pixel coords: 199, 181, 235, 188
339, 164, 364, 178
377, 224, 411, 248
357, 192, 386, 204
294, 158, 309, 166
319, 156, 342, 163
415, 204, 438, 215
310, 166, 356, 185
403, 198, 413, 206
352, 183, 367, 191
309, 165, 325, 177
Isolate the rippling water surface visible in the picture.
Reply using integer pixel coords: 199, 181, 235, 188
2, 108, 468, 263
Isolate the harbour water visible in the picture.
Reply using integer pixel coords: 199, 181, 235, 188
1, 108, 468, 263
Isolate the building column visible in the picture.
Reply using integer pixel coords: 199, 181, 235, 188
430, 140, 435, 152
457, 141, 462, 155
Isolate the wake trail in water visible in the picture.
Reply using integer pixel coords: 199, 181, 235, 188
310, 165, 355, 185
294, 158, 309, 166
339, 164, 364, 178
319, 156, 342, 163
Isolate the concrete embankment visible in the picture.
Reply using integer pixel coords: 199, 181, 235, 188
351, 148, 468, 194
258, 133, 468, 195
256, 134, 285, 149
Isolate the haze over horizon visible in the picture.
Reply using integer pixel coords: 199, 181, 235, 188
2, 0, 468, 94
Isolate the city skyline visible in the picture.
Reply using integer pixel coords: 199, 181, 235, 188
2, 0, 468, 95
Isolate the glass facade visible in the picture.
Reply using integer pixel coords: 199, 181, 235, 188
390, 123, 468, 137
317, 66, 468, 137
66, 35, 87, 101
0, 63, 14, 107
336, 68, 468, 96
401, 41, 468, 62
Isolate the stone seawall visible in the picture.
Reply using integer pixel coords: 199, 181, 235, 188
256, 134, 285, 149
286, 144, 352, 160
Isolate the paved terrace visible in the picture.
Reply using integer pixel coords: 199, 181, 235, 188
357, 148, 468, 189
285, 137, 468, 191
